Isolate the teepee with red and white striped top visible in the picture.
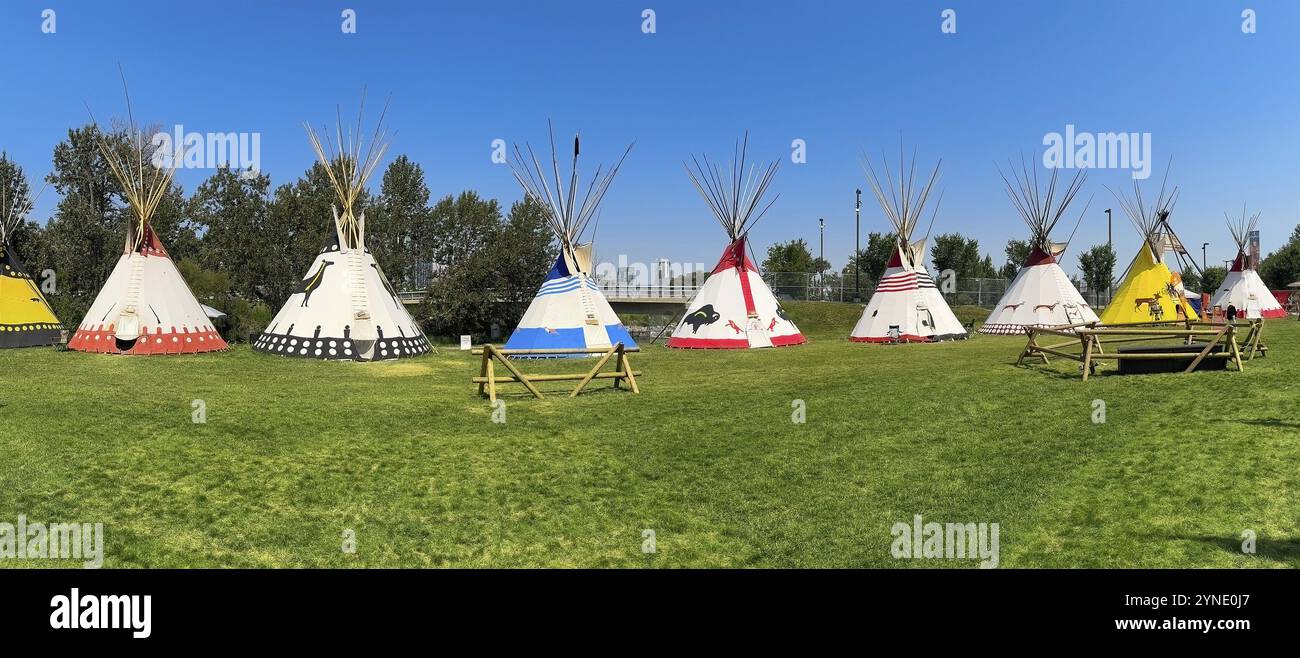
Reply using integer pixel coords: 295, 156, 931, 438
979, 161, 1098, 334
1210, 206, 1286, 319
849, 146, 967, 343
68, 80, 226, 355
667, 135, 804, 349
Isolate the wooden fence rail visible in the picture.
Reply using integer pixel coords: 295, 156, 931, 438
1017, 319, 1264, 381
471, 343, 641, 403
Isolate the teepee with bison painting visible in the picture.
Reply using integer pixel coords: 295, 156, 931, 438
849, 146, 966, 343
254, 98, 430, 361
979, 160, 1098, 334
666, 134, 805, 349
67, 79, 227, 355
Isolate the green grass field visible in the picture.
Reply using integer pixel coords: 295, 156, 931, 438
2, 302, 1297, 568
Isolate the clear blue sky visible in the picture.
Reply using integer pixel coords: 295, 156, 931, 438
2, 0, 1297, 277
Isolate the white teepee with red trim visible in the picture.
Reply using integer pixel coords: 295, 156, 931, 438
68, 80, 226, 355
980, 162, 1098, 334
667, 135, 804, 349
1210, 207, 1286, 319
850, 146, 966, 343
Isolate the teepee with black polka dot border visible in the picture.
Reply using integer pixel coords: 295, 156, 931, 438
254, 98, 430, 362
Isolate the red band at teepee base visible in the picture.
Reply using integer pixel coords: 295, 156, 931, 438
68, 324, 227, 354
667, 333, 806, 349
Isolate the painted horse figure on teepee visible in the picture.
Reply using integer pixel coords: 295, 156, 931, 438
255, 96, 430, 361
502, 123, 636, 356
849, 144, 967, 343
1099, 165, 1200, 325
0, 153, 62, 348
67, 73, 227, 355
666, 133, 805, 349
979, 158, 1098, 334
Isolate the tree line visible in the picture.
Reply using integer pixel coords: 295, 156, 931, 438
1, 126, 557, 343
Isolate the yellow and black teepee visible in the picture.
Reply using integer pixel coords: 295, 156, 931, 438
0, 154, 61, 348
1100, 169, 1199, 325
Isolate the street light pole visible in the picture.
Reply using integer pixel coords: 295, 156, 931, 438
1201, 242, 1209, 271
854, 189, 861, 302
1105, 208, 1113, 301
818, 217, 825, 299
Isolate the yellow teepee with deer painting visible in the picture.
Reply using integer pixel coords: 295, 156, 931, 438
1098, 170, 1199, 325
1101, 246, 1198, 324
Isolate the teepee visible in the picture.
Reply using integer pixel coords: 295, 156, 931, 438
849, 147, 967, 343
1210, 206, 1285, 319
979, 162, 1098, 334
1098, 171, 1200, 325
67, 84, 227, 355
254, 99, 430, 361
502, 124, 636, 354
0, 156, 62, 348
666, 135, 805, 349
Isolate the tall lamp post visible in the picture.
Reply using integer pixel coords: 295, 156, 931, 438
818, 217, 825, 300
1201, 242, 1209, 271
1105, 208, 1112, 301
854, 189, 861, 302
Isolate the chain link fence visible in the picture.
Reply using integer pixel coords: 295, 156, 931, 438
763, 272, 1114, 308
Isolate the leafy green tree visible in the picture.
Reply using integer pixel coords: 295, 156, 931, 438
1078, 243, 1116, 305
842, 231, 896, 284
1000, 238, 1031, 279
763, 238, 827, 273
368, 155, 431, 289
39, 126, 126, 322
189, 167, 272, 303
420, 192, 509, 340
492, 197, 558, 321
931, 233, 996, 279
1198, 266, 1228, 296
1259, 224, 1300, 289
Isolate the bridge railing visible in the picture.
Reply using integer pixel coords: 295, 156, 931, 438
596, 283, 701, 299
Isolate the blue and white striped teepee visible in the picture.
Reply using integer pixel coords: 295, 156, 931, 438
504, 124, 636, 355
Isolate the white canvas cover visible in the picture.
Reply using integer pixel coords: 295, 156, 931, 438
979, 248, 1099, 334
849, 246, 967, 342
1210, 253, 1285, 319
68, 227, 226, 354
504, 246, 635, 352
255, 222, 430, 361
667, 237, 804, 349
